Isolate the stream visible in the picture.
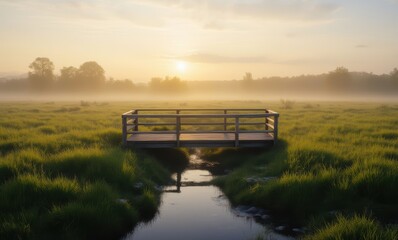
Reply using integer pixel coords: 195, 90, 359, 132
122, 151, 294, 240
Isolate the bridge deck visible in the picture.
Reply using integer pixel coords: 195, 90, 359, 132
122, 108, 279, 148
126, 132, 274, 148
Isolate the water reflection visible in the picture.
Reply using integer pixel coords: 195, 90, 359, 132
123, 168, 293, 240
164, 172, 181, 193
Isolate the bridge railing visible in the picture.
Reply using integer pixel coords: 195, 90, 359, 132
122, 109, 279, 147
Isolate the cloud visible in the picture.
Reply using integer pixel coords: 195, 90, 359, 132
171, 53, 269, 63
0, 0, 340, 30
136, 0, 340, 22
0, 0, 165, 28
203, 21, 226, 30
355, 44, 368, 48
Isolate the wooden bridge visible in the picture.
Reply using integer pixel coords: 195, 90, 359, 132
122, 109, 279, 148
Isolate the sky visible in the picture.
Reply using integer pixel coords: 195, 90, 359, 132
0, 0, 397, 82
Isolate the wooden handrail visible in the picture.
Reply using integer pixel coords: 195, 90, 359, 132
126, 108, 270, 111
123, 113, 278, 118
122, 108, 279, 147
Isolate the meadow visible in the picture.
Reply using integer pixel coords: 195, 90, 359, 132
207, 101, 398, 239
0, 101, 176, 240
0, 100, 397, 239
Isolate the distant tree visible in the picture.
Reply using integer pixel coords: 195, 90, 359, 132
149, 76, 187, 93
149, 77, 162, 91
28, 57, 54, 91
390, 68, 398, 88
242, 72, 254, 90
58, 66, 78, 90
280, 99, 295, 109
243, 72, 253, 82
77, 61, 105, 90
326, 67, 351, 91
107, 78, 135, 92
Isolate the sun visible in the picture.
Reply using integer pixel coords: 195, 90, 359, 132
176, 61, 187, 72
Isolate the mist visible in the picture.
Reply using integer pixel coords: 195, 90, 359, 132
1, 58, 397, 103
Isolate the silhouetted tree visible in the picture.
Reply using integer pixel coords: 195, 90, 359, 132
107, 78, 135, 92
390, 68, 398, 88
242, 72, 254, 90
327, 67, 351, 91
149, 76, 187, 93
243, 72, 253, 82
149, 77, 162, 92
77, 61, 105, 90
28, 57, 54, 91
58, 66, 78, 90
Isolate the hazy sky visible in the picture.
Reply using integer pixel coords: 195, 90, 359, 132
0, 0, 397, 81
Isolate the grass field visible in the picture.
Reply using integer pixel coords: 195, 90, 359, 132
0, 101, 176, 240
0, 100, 397, 239
206, 101, 398, 239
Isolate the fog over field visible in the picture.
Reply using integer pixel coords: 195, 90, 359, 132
1, 59, 397, 102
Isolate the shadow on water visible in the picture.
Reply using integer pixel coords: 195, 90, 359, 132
144, 148, 190, 173
201, 141, 288, 175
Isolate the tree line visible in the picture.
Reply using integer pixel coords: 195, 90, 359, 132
26, 57, 135, 92
0, 57, 397, 96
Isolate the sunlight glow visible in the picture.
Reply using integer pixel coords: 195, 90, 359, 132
176, 61, 187, 72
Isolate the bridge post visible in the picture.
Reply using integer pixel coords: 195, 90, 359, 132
122, 116, 127, 146
235, 117, 239, 147
224, 110, 227, 131
274, 115, 279, 144
265, 109, 269, 131
176, 110, 180, 147
133, 110, 138, 131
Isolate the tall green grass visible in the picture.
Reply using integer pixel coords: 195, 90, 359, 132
306, 215, 398, 240
208, 101, 398, 238
0, 148, 170, 240
0, 102, 177, 239
1, 101, 397, 239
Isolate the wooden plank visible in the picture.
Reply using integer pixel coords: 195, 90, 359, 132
126, 126, 135, 132
180, 133, 235, 141
181, 142, 235, 148
266, 117, 274, 124
239, 122, 268, 126
180, 122, 226, 126
130, 131, 175, 134
122, 110, 135, 116
132, 122, 266, 126
133, 123, 175, 126
134, 108, 269, 112
239, 130, 274, 133
128, 113, 277, 118
180, 130, 235, 134
239, 133, 274, 141
127, 133, 176, 142
266, 123, 274, 129
267, 110, 279, 114
126, 133, 274, 142
126, 142, 177, 148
